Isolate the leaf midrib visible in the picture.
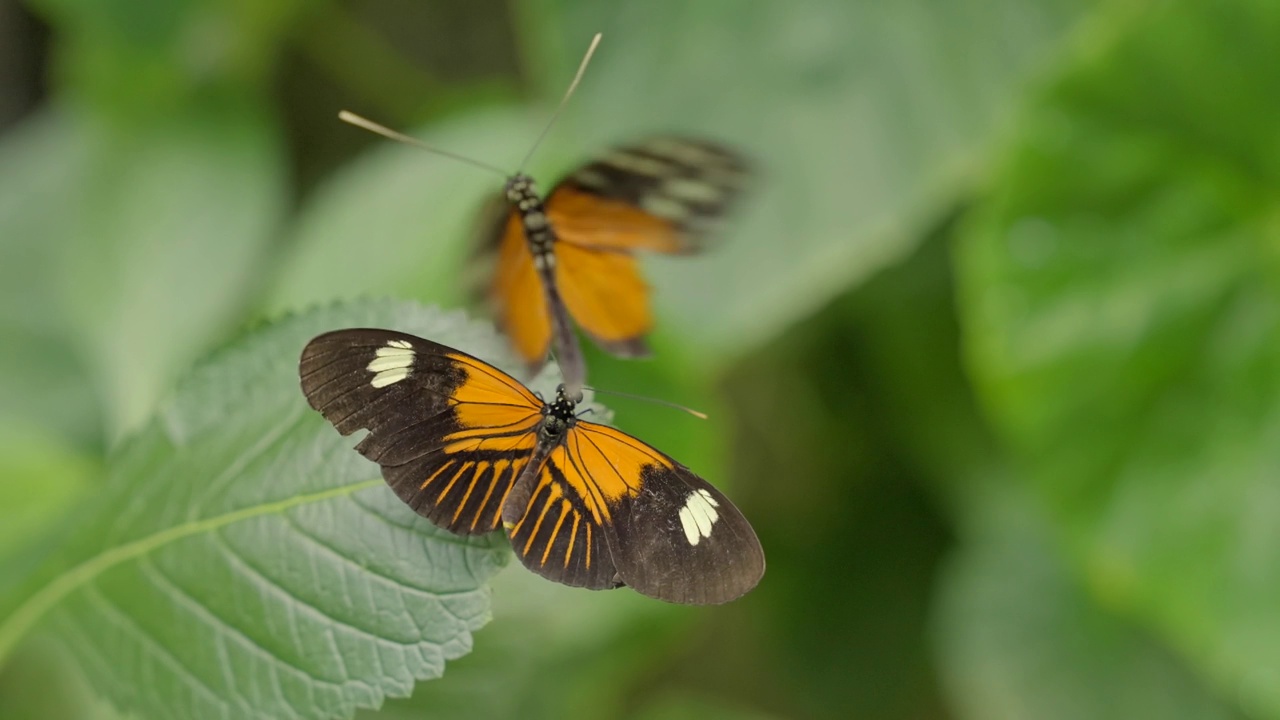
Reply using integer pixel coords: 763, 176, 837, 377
0, 478, 383, 662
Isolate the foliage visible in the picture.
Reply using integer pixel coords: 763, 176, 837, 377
0, 0, 1274, 718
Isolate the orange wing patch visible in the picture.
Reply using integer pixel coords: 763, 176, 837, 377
446, 351, 542, 419
546, 185, 684, 254
553, 422, 674, 525
489, 212, 551, 368
554, 241, 652, 354
442, 355, 542, 451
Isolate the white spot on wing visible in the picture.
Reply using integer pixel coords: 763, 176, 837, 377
645, 138, 722, 166
367, 341, 415, 387
663, 177, 723, 204
677, 488, 721, 546
370, 368, 410, 388
604, 151, 671, 177
572, 168, 610, 189
640, 195, 689, 222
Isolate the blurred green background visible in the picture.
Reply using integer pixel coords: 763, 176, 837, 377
1, 0, 1277, 718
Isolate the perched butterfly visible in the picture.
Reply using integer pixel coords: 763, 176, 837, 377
339, 34, 750, 395
299, 328, 765, 605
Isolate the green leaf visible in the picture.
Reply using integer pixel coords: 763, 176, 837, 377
28, 0, 316, 111
519, 0, 1089, 361
0, 641, 130, 720
0, 111, 102, 447
0, 420, 96, 562
51, 101, 286, 439
361, 567, 682, 720
934, 511, 1241, 720
0, 299, 526, 720
955, 0, 1280, 715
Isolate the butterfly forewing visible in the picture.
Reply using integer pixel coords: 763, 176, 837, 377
550, 135, 751, 248
299, 329, 542, 534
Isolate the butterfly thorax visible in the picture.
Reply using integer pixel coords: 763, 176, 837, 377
505, 174, 556, 269
537, 385, 579, 449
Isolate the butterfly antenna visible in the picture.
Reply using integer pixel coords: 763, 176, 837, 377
583, 386, 709, 420
338, 110, 510, 179
516, 32, 603, 173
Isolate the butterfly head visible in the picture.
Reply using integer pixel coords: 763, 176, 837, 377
505, 174, 543, 208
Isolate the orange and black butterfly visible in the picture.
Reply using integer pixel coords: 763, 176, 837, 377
473, 136, 750, 389
299, 328, 765, 605
340, 35, 750, 396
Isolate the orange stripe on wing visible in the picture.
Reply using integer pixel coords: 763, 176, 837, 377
450, 462, 487, 525
420, 461, 455, 491
521, 483, 562, 556
468, 460, 504, 531
541, 499, 572, 566
435, 461, 474, 503
564, 511, 581, 569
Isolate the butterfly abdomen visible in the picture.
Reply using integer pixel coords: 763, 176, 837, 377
503, 173, 589, 392
504, 174, 556, 269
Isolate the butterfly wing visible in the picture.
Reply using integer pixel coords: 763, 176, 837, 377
481, 212, 554, 371
543, 136, 751, 356
299, 329, 543, 534
548, 135, 751, 252
503, 454, 623, 592
507, 418, 764, 604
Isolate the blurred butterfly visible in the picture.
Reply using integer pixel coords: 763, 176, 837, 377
339, 34, 750, 396
471, 135, 750, 384
299, 328, 765, 604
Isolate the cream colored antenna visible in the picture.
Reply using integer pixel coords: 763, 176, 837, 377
516, 32, 603, 173
337, 110, 509, 179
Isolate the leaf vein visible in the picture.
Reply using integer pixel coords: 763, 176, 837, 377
82, 583, 229, 716
0, 479, 383, 662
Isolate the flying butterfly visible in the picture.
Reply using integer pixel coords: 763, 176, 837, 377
299, 328, 765, 605
338, 33, 750, 396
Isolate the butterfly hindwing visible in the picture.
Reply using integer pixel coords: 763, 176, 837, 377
552, 241, 651, 357
505, 459, 622, 591
490, 211, 553, 368
299, 329, 542, 534
525, 420, 764, 605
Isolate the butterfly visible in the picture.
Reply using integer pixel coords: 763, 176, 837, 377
472, 136, 750, 391
299, 328, 765, 605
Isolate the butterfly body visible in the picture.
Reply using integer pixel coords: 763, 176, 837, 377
503, 174, 553, 265
499, 173, 588, 395
300, 328, 764, 604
